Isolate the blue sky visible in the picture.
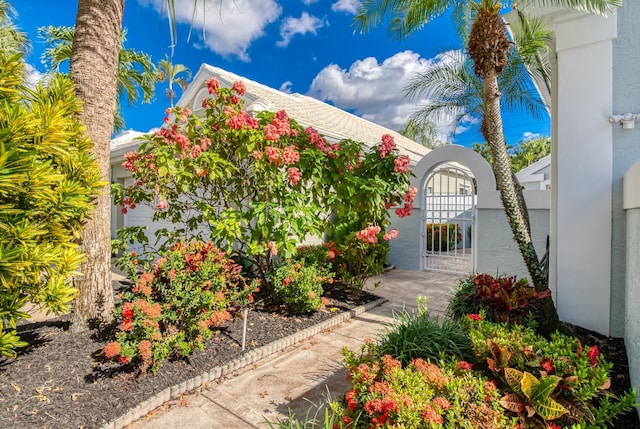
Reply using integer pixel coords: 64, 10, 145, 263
12, 0, 549, 147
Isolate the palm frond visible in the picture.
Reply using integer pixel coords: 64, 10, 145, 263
516, 0, 622, 15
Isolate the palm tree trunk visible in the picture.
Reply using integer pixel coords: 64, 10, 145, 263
69, 0, 124, 332
482, 69, 559, 332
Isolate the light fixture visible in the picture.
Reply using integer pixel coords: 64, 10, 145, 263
608, 113, 640, 129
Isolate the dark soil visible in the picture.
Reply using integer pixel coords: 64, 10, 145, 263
1, 288, 638, 429
0, 284, 379, 429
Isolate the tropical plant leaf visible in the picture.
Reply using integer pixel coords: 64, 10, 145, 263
531, 375, 561, 402
499, 392, 527, 413
532, 396, 568, 421
557, 396, 596, 424
505, 367, 524, 393
521, 371, 540, 400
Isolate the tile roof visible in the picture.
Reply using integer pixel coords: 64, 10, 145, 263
177, 64, 430, 164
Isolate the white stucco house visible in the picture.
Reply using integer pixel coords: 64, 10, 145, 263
516, 155, 551, 190
110, 63, 430, 243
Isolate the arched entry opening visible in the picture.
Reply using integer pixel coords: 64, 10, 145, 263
387, 145, 496, 273
423, 163, 476, 274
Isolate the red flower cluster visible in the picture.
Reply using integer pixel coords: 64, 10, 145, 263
393, 155, 410, 173
356, 225, 382, 244
226, 110, 258, 130
378, 134, 396, 158
207, 77, 220, 94
383, 228, 399, 241
231, 80, 246, 95
586, 345, 600, 367
467, 313, 482, 321
282, 145, 300, 164
287, 167, 302, 186
395, 186, 417, 218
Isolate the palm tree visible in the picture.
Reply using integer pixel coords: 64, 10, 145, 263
68, 0, 220, 331
68, 0, 124, 332
354, 0, 621, 331
0, 0, 28, 55
39, 25, 156, 131
156, 56, 191, 108
404, 13, 551, 140
399, 118, 449, 148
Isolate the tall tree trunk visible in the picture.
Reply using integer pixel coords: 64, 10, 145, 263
69, 0, 124, 332
469, 6, 558, 333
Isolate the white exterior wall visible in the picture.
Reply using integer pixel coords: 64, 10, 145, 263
476, 191, 550, 283
624, 161, 640, 412
551, 11, 617, 336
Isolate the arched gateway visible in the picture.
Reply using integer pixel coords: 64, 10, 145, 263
387, 145, 495, 274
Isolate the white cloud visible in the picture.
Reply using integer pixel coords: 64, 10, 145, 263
308, 50, 478, 142
279, 81, 294, 93
24, 63, 46, 88
521, 131, 542, 141
308, 51, 436, 130
301, 0, 320, 4
138, 0, 281, 61
277, 12, 326, 47
331, 0, 361, 14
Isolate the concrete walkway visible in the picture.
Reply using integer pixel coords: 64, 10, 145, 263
123, 269, 462, 429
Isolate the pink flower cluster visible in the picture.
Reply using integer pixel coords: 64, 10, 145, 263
383, 228, 399, 241
282, 145, 300, 164
268, 241, 278, 256
356, 225, 381, 244
226, 111, 259, 130
207, 77, 220, 95
393, 155, 410, 173
378, 134, 396, 158
231, 80, 246, 95
264, 146, 280, 163
264, 110, 295, 142
287, 167, 302, 186
395, 186, 417, 218
304, 127, 339, 155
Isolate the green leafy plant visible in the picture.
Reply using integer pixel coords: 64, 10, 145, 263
105, 241, 253, 374
114, 78, 413, 296
272, 260, 333, 314
292, 242, 340, 277
468, 318, 638, 428
426, 223, 461, 251
0, 53, 102, 357
337, 231, 390, 290
376, 297, 474, 365
331, 341, 518, 428
447, 273, 550, 325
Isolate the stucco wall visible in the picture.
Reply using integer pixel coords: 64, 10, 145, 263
476, 190, 550, 284
624, 160, 640, 418
476, 208, 550, 282
610, 0, 640, 338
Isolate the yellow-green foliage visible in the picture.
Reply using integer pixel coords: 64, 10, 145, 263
0, 53, 102, 356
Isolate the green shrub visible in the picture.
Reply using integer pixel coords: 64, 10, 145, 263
331, 341, 518, 428
426, 223, 461, 251
0, 53, 102, 357
447, 273, 550, 325
293, 242, 340, 276
337, 232, 389, 290
467, 317, 638, 428
105, 241, 253, 374
272, 260, 332, 314
376, 298, 474, 366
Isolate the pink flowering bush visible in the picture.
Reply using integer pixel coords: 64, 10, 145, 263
105, 241, 255, 374
329, 341, 517, 428
113, 77, 413, 298
271, 260, 334, 314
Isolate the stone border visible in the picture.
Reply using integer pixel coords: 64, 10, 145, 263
100, 297, 386, 429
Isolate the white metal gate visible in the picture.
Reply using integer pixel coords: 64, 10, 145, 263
423, 163, 475, 274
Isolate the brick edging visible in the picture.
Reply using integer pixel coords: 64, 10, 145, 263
100, 297, 387, 429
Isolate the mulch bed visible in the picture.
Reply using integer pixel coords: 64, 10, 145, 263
1, 286, 638, 429
0, 284, 379, 429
